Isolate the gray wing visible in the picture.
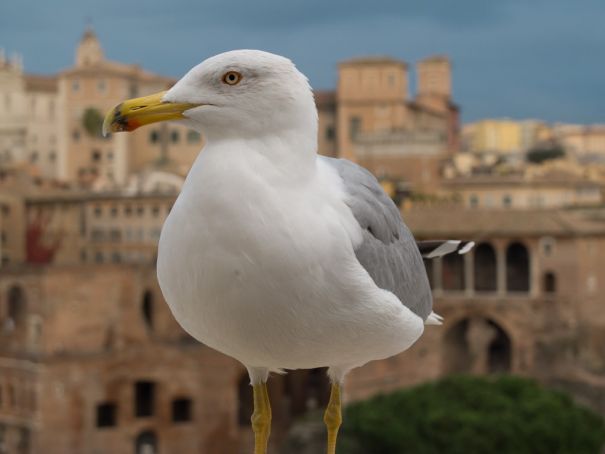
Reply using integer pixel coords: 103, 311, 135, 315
320, 156, 432, 320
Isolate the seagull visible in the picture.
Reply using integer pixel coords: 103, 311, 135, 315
103, 50, 472, 454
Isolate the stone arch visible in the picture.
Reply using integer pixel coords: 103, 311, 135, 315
473, 243, 497, 292
543, 271, 556, 294
135, 430, 158, 454
141, 290, 154, 331
506, 242, 530, 292
442, 253, 465, 291
443, 316, 512, 375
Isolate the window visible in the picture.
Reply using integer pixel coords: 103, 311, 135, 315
506, 242, 530, 292
325, 126, 335, 141
129, 84, 139, 98
110, 206, 118, 217
94, 206, 102, 217
442, 254, 465, 291
91, 229, 105, 241
474, 243, 497, 292
544, 271, 556, 294
7, 286, 26, 325
540, 236, 555, 256
137, 206, 145, 216
95, 251, 104, 263
349, 116, 361, 139
469, 195, 479, 208
152, 206, 160, 217
172, 398, 192, 423
142, 291, 154, 330
73, 130, 80, 142
134, 381, 155, 417
97, 80, 107, 93
91, 149, 102, 162
49, 151, 56, 162
187, 130, 201, 143
124, 205, 132, 216
96, 402, 117, 428
30, 151, 38, 163
109, 229, 121, 242
502, 195, 512, 208
149, 130, 160, 144
107, 151, 114, 161
111, 252, 121, 263
171, 130, 180, 143
72, 80, 80, 92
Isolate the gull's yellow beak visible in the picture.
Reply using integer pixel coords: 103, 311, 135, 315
102, 90, 200, 135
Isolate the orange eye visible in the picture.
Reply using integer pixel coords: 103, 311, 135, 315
222, 71, 242, 85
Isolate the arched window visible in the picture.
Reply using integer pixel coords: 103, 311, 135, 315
135, 430, 157, 454
474, 243, 497, 292
134, 381, 155, 418
442, 253, 465, 291
506, 242, 530, 292
7, 286, 26, 325
543, 271, 556, 294
142, 291, 154, 330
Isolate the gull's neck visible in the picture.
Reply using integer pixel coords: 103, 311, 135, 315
202, 127, 318, 183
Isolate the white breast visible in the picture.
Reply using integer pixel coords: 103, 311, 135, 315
157, 142, 423, 371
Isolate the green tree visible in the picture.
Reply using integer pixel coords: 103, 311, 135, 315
82, 107, 104, 138
341, 375, 605, 454
526, 146, 565, 164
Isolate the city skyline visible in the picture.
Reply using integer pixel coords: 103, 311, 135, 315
0, 0, 603, 124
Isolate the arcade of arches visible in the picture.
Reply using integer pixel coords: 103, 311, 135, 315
425, 240, 543, 295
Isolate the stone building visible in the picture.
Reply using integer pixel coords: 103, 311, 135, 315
317, 55, 459, 189
0, 29, 203, 186
2, 206, 605, 453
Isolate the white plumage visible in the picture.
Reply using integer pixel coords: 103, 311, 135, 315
105, 49, 441, 453
155, 50, 427, 384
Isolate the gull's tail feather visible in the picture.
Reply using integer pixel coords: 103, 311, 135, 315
417, 240, 475, 259
425, 311, 443, 325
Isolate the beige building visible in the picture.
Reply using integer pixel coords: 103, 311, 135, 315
462, 119, 551, 155
551, 124, 605, 157
0, 29, 204, 187
314, 55, 459, 189
443, 174, 602, 209
3, 207, 605, 453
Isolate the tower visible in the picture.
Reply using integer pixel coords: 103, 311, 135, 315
336, 57, 409, 160
415, 55, 451, 113
75, 27, 104, 67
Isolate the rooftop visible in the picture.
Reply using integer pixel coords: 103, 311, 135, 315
405, 207, 605, 238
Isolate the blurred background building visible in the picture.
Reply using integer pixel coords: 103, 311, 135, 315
1, 28, 605, 453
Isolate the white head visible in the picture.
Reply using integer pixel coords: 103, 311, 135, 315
104, 50, 318, 144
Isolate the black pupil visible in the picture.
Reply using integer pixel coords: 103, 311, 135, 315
228, 73, 236, 81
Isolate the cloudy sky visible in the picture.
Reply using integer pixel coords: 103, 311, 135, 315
1, 0, 603, 123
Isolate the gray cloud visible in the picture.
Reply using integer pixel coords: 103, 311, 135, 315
0, 0, 604, 123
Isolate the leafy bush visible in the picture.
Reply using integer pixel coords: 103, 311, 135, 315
82, 107, 104, 138
526, 146, 565, 164
341, 375, 605, 454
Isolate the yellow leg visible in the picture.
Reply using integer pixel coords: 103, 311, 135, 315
251, 382, 272, 454
323, 383, 342, 454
